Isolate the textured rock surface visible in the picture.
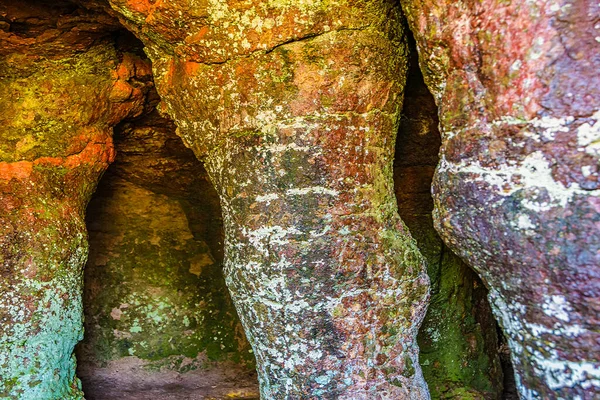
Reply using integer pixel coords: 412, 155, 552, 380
0, 1, 145, 397
108, 1, 431, 398
401, 0, 600, 397
395, 52, 503, 399
77, 106, 255, 374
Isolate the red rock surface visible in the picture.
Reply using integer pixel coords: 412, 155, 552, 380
4, 0, 597, 398
0, 1, 148, 396
108, 1, 431, 398
401, 0, 600, 397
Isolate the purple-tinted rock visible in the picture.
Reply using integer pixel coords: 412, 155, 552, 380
401, 0, 600, 397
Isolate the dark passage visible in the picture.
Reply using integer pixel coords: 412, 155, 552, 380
76, 31, 258, 400
393, 33, 517, 400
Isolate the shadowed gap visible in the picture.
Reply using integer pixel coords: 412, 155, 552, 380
77, 29, 258, 400
393, 30, 518, 400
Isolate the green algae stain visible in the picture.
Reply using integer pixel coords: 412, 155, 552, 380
417, 248, 502, 399
78, 177, 254, 372
0, 231, 87, 400
0, 44, 120, 164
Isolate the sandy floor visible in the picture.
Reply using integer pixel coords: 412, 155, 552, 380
78, 357, 259, 400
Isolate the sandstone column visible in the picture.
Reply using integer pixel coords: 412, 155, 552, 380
109, 1, 430, 397
0, 2, 146, 397
401, 0, 600, 397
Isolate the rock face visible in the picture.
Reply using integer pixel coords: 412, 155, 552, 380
0, 1, 146, 397
5, 0, 596, 398
77, 105, 255, 374
395, 52, 503, 399
108, 1, 431, 398
401, 0, 600, 397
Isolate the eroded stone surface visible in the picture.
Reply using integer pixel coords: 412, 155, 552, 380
401, 0, 600, 397
108, 1, 431, 398
0, 1, 146, 397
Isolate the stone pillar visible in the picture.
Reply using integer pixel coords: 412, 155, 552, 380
109, 1, 430, 397
401, 0, 600, 397
0, 3, 145, 397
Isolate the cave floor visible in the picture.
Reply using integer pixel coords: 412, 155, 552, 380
78, 358, 259, 400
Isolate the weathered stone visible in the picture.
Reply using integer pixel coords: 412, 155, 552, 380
0, 2, 146, 397
401, 0, 600, 397
395, 52, 503, 399
108, 1, 431, 398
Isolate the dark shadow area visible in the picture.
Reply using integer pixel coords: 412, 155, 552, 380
76, 29, 258, 400
393, 30, 517, 400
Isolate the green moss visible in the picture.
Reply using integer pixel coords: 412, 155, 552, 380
79, 179, 254, 372
416, 242, 502, 399
1, 45, 118, 162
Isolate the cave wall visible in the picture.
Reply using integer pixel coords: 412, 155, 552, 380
0, 1, 145, 397
0, 0, 598, 398
77, 105, 254, 373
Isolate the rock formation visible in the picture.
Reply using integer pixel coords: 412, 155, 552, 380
0, 1, 146, 397
106, 0, 431, 398
401, 0, 600, 397
1, 0, 598, 398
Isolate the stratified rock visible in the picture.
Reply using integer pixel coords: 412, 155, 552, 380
0, 2, 146, 397
108, 1, 431, 398
401, 0, 600, 397
395, 51, 503, 399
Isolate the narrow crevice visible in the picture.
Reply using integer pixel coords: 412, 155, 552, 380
393, 26, 516, 399
498, 327, 519, 400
